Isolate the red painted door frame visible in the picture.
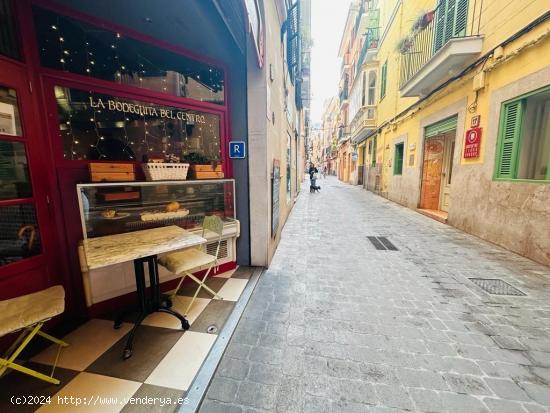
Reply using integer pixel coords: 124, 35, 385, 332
0, 59, 60, 300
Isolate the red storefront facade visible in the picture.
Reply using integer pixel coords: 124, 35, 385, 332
0, 0, 247, 318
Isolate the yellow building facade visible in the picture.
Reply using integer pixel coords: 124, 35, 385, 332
320, 97, 339, 175
337, 1, 367, 184
363, 0, 550, 265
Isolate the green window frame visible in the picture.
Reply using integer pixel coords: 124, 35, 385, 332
372, 135, 377, 166
380, 60, 387, 100
495, 85, 550, 182
434, 0, 468, 52
394, 142, 404, 175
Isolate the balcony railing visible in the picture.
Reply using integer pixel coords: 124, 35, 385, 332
399, 12, 436, 87
399, 5, 476, 89
337, 125, 352, 142
357, 26, 380, 71
351, 106, 376, 141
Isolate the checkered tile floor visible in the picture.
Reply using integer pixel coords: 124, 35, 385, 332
0, 267, 254, 413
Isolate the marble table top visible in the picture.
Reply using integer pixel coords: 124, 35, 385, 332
82, 226, 206, 270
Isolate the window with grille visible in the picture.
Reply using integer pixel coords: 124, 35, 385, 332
495, 86, 550, 181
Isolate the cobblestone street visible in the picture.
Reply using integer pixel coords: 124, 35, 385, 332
200, 177, 550, 413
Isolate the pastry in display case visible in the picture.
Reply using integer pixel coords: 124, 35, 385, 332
76, 179, 236, 239
77, 179, 239, 308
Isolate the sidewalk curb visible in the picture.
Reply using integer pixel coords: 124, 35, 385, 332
177, 266, 265, 413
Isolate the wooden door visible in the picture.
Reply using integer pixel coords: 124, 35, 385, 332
420, 137, 444, 210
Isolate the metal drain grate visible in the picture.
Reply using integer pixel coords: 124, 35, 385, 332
367, 236, 398, 251
469, 278, 526, 296
377, 236, 398, 251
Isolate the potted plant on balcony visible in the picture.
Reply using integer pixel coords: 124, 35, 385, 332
412, 10, 435, 31
397, 36, 413, 54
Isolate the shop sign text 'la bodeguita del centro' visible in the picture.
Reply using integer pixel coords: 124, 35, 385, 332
89, 97, 207, 124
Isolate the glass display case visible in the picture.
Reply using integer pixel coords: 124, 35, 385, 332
77, 179, 235, 239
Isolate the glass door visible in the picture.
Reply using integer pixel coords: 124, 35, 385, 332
0, 60, 54, 293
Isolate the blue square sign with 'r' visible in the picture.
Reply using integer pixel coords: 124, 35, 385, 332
229, 141, 246, 159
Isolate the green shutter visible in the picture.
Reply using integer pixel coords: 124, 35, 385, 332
454, 0, 468, 36
434, 0, 469, 52
424, 115, 458, 138
434, 0, 448, 52
380, 61, 387, 99
394, 143, 404, 175
497, 100, 524, 179
444, 0, 456, 45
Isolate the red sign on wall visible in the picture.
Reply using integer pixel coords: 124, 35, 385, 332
464, 127, 482, 158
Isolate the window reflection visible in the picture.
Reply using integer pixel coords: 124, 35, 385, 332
34, 6, 225, 105
0, 204, 41, 266
0, 85, 22, 136
0, 140, 32, 200
56, 86, 221, 162
0, 0, 21, 61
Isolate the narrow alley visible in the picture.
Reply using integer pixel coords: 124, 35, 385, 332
200, 176, 550, 413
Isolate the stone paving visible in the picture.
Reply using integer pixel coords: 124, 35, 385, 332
199, 176, 550, 413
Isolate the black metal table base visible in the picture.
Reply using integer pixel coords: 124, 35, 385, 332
113, 255, 190, 360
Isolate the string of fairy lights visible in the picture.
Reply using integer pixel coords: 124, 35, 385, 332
47, 13, 223, 162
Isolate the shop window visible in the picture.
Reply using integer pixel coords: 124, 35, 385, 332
0, 0, 20, 61
0, 204, 42, 267
0, 140, 32, 200
33, 7, 225, 105
394, 142, 404, 175
55, 86, 221, 162
0, 85, 22, 136
495, 86, 550, 181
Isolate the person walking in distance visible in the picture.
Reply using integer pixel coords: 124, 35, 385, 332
308, 163, 320, 192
